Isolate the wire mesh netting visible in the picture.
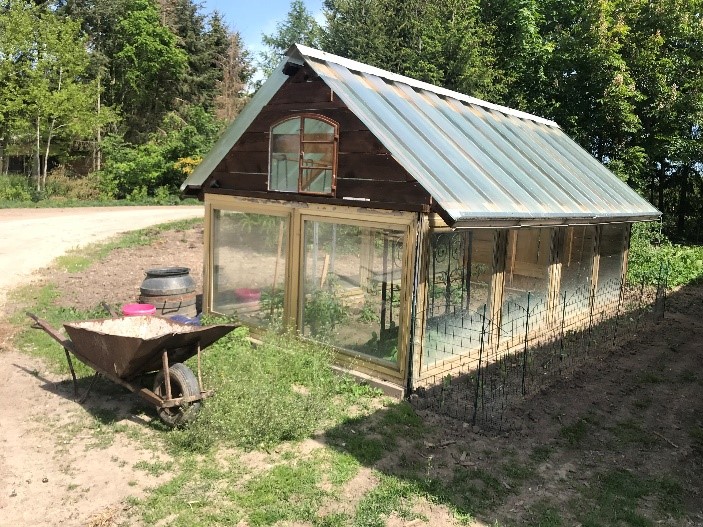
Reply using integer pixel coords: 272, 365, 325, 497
410, 275, 665, 429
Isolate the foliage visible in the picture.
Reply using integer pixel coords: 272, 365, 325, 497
98, 104, 221, 198
304, 286, 349, 338
0, 174, 33, 201
0, 0, 115, 190
259, 0, 322, 77
323, 0, 502, 100
166, 330, 351, 451
628, 222, 703, 287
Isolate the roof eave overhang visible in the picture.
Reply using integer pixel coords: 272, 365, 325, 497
449, 212, 661, 229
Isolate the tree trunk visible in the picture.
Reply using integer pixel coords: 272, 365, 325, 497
95, 73, 102, 172
42, 117, 55, 191
675, 165, 690, 240
35, 116, 41, 192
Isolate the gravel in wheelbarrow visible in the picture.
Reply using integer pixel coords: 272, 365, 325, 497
62, 316, 235, 381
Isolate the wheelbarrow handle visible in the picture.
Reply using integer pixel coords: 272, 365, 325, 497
26, 312, 75, 353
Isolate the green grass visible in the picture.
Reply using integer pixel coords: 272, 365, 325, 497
0, 197, 201, 209
609, 419, 657, 448
11, 284, 110, 375
559, 417, 593, 448
524, 500, 564, 527
166, 330, 366, 453
577, 469, 684, 526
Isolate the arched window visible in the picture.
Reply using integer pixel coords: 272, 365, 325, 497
269, 115, 338, 195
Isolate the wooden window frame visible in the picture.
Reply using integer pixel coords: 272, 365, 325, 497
268, 114, 339, 196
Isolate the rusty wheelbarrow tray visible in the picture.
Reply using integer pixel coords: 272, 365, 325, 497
28, 312, 238, 426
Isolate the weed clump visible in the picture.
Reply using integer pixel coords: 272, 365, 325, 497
168, 328, 353, 452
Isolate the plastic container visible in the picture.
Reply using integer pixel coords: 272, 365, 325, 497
122, 303, 157, 316
234, 288, 261, 302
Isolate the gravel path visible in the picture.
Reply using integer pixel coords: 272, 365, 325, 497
0, 206, 203, 313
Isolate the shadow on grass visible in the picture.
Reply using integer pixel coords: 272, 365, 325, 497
318, 283, 703, 526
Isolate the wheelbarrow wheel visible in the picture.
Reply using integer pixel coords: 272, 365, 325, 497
153, 363, 201, 427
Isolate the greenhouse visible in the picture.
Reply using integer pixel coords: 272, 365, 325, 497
181, 45, 660, 395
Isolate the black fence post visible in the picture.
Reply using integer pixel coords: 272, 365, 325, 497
472, 304, 487, 426
521, 292, 531, 397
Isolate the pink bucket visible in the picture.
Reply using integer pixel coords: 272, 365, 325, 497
121, 303, 156, 316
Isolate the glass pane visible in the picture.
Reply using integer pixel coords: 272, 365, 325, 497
594, 224, 625, 312
270, 119, 300, 192
303, 117, 335, 141
423, 230, 495, 368
301, 144, 334, 193
212, 210, 288, 328
272, 118, 301, 135
302, 143, 334, 166
501, 228, 552, 341
301, 168, 333, 194
560, 225, 595, 320
301, 220, 405, 366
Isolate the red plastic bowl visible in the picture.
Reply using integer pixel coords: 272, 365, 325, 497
234, 288, 261, 302
122, 303, 157, 316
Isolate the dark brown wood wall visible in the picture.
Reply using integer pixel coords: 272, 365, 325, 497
204, 65, 432, 211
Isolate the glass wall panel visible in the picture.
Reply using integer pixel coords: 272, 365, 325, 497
595, 223, 626, 312
301, 219, 405, 366
559, 225, 596, 319
212, 210, 288, 328
501, 228, 552, 341
423, 230, 495, 368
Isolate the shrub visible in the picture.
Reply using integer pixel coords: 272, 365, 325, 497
0, 174, 33, 201
167, 329, 342, 452
628, 222, 703, 287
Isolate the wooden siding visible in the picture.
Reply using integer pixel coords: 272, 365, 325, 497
201, 65, 432, 211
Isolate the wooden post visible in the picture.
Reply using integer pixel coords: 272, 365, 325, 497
489, 230, 508, 347
410, 214, 430, 388
320, 253, 330, 287
547, 228, 564, 328
270, 221, 285, 316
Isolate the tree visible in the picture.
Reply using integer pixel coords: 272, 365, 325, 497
214, 31, 254, 123
0, 0, 33, 175
109, 0, 187, 141
621, 0, 703, 238
99, 104, 222, 198
322, 0, 502, 99
0, 1, 112, 189
260, 0, 322, 76
157, 0, 230, 109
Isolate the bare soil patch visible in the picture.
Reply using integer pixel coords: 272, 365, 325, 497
0, 225, 204, 526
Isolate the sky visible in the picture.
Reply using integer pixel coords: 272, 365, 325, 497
201, 0, 325, 57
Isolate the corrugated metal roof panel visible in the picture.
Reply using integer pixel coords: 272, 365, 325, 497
182, 44, 660, 224
297, 46, 660, 224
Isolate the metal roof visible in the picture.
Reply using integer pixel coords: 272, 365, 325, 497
183, 44, 660, 225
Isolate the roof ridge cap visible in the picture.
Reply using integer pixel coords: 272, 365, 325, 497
293, 44, 559, 128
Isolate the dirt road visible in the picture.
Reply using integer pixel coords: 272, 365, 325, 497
0, 207, 203, 526
0, 206, 203, 313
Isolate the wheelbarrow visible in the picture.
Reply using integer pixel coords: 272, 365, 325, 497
27, 313, 237, 426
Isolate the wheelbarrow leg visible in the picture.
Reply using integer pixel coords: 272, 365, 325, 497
161, 350, 172, 401
63, 347, 79, 397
